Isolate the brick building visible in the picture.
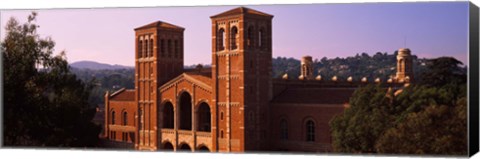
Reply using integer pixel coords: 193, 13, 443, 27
104, 7, 413, 152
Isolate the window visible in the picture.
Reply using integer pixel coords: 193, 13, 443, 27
220, 130, 224, 138
258, 29, 263, 47
217, 28, 225, 51
160, 39, 165, 57
280, 119, 288, 140
143, 39, 148, 57
220, 112, 224, 121
138, 40, 143, 58
167, 40, 172, 57
230, 26, 238, 50
149, 39, 154, 57
111, 111, 116, 125
174, 40, 179, 58
123, 112, 128, 125
306, 120, 315, 142
247, 26, 254, 47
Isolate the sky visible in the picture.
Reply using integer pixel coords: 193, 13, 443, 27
0, 2, 470, 66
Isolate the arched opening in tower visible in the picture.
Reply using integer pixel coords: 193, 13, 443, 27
230, 26, 238, 50
162, 102, 174, 129
162, 141, 174, 150
178, 143, 191, 152
197, 102, 211, 132
197, 145, 210, 152
179, 92, 192, 130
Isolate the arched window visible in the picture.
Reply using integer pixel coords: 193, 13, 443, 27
197, 102, 211, 132
220, 130, 224, 138
123, 112, 128, 125
306, 120, 315, 142
217, 28, 225, 51
162, 102, 174, 129
167, 40, 172, 58
280, 119, 288, 140
143, 38, 148, 58
149, 39, 154, 57
138, 40, 143, 58
258, 29, 263, 47
111, 111, 116, 125
174, 40, 179, 58
230, 26, 238, 50
247, 26, 254, 47
160, 39, 165, 57
179, 92, 192, 130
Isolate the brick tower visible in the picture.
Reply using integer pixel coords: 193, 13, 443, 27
210, 7, 273, 152
134, 21, 184, 150
395, 48, 414, 83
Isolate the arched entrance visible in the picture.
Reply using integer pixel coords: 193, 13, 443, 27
178, 143, 191, 152
162, 142, 174, 150
197, 102, 211, 132
162, 102, 174, 128
179, 92, 192, 130
197, 145, 210, 152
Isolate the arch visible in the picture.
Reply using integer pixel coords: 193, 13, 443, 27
174, 40, 179, 58
230, 26, 238, 50
179, 92, 192, 130
138, 39, 143, 58
280, 118, 288, 140
247, 26, 254, 47
122, 111, 128, 125
149, 38, 154, 57
160, 39, 165, 57
217, 28, 225, 51
178, 143, 191, 152
111, 111, 116, 125
258, 28, 264, 47
162, 141, 174, 150
197, 145, 210, 152
143, 38, 148, 58
162, 101, 174, 129
196, 102, 211, 132
305, 119, 315, 142
167, 39, 172, 57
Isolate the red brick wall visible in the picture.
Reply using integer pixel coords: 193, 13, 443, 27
269, 103, 346, 152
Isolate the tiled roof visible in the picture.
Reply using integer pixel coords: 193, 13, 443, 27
272, 88, 355, 105
109, 88, 135, 101
134, 20, 185, 30
184, 70, 212, 86
210, 7, 273, 18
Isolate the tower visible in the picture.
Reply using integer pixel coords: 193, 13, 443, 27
134, 21, 184, 150
210, 7, 273, 152
396, 48, 414, 83
300, 56, 314, 80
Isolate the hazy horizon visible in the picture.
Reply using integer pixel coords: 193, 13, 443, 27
1, 2, 469, 66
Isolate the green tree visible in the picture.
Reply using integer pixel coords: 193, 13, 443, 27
330, 85, 392, 153
2, 12, 100, 147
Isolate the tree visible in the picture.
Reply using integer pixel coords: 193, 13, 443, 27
418, 57, 466, 87
329, 68, 467, 155
2, 12, 100, 147
330, 85, 392, 153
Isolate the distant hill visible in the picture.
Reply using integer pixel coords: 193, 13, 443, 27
70, 61, 133, 70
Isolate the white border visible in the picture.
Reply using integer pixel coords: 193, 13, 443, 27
1, 0, 479, 159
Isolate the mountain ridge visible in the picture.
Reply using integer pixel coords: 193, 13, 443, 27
70, 61, 133, 70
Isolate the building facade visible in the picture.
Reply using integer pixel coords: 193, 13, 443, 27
104, 7, 414, 152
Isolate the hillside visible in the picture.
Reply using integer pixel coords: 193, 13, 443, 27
70, 61, 133, 70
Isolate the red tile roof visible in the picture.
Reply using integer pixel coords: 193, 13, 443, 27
134, 20, 185, 31
272, 88, 355, 105
109, 88, 135, 101
210, 7, 273, 18
184, 70, 212, 86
